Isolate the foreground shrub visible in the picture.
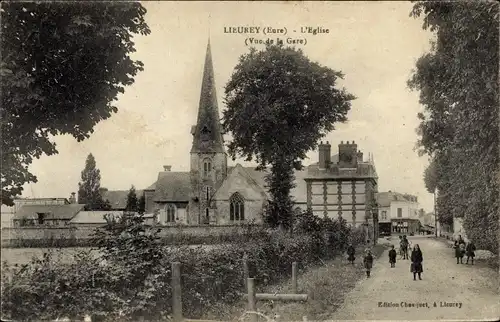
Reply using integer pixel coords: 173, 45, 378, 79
1, 212, 355, 321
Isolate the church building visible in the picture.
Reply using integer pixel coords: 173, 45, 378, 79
102, 41, 377, 230
142, 41, 277, 225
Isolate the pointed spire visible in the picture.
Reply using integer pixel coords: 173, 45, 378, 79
191, 39, 225, 153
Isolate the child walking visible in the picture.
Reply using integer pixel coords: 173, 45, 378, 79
454, 240, 466, 264
466, 241, 476, 265
346, 243, 356, 265
388, 245, 397, 268
363, 249, 374, 278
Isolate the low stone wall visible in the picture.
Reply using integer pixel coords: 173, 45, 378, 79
0, 224, 265, 248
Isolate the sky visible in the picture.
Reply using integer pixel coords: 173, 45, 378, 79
20, 1, 436, 212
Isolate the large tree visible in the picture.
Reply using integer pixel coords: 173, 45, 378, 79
126, 185, 138, 212
1, 2, 150, 205
408, 1, 499, 252
423, 158, 437, 194
78, 153, 109, 210
222, 44, 355, 229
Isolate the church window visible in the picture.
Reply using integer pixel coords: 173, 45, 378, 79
165, 204, 176, 223
229, 192, 245, 221
203, 158, 212, 177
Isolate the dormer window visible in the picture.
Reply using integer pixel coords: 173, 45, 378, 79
203, 158, 212, 177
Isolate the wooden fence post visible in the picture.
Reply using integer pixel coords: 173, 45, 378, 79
243, 253, 249, 290
172, 262, 183, 322
247, 278, 257, 322
291, 262, 297, 294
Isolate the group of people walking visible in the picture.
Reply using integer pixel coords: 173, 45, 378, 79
346, 234, 479, 282
391, 235, 423, 280
346, 235, 424, 280
454, 235, 476, 265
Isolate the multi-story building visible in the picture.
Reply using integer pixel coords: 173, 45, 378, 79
304, 141, 379, 242
376, 191, 420, 235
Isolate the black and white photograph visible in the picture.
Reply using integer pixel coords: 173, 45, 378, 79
1, 1, 499, 321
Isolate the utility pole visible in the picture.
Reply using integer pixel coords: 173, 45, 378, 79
434, 189, 438, 238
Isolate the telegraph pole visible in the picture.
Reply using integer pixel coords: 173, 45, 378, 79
434, 189, 438, 237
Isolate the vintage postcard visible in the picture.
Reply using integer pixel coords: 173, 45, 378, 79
1, 1, 498, 321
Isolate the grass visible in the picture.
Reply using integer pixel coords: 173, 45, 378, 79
200, 243, 388, 321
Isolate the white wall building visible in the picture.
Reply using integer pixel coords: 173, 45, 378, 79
376, 191, 421, 235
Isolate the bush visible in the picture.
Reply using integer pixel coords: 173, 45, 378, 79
1, 212, 356, 321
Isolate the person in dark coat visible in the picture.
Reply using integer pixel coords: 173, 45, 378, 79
454, 238, 466, 264
410, 244, 423, 280
363, 249, 374, 278
346, 243, 356, 265
466, 241, 476, 265
388, 245, 397, 268
401, 235, 409, 260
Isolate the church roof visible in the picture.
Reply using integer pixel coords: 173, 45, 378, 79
227, 166, 308, 203
146, 166, 308, 204
191, 39, 225, 154
153, 172, 191, 202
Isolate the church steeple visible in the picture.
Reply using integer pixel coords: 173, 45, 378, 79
191, 39, 225, 153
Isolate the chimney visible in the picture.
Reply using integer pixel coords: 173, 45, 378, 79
318, 141, 331, 169
338, 140, 358, 168
163, 165, 172, 171
69, 192, 76, 204
357, 150, 363, 162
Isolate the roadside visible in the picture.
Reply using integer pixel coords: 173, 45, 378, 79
202, 242, 389, 321
328, 236, 499, 321
432, 236, 499, 270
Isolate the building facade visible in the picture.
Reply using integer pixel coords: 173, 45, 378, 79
305, 141, 379, 241
376, 191, 420, 235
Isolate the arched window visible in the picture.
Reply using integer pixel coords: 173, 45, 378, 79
165, 204, 176, 223
229, 192, 245, 221
203, 158, 212, 177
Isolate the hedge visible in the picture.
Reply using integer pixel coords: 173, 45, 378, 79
1, 211, 366, 321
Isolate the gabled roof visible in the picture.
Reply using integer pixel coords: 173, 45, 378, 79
153, 171, 191, 202
13, 204, 85, 221
102, 190, 144, 210
215, 164, 269, 200
227, 166, 308, 203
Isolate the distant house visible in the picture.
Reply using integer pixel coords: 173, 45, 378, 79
13, 203, 85, 227
376, 191, 421, 235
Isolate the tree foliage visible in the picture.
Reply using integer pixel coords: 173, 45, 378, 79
408, 1, 499, 252
0, 2, 150, 205
222, 44, 355, 228
137, 193, 146, 214
423, 158, 437, 194
77, 153, 110, 211
125, 185, 138, 212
